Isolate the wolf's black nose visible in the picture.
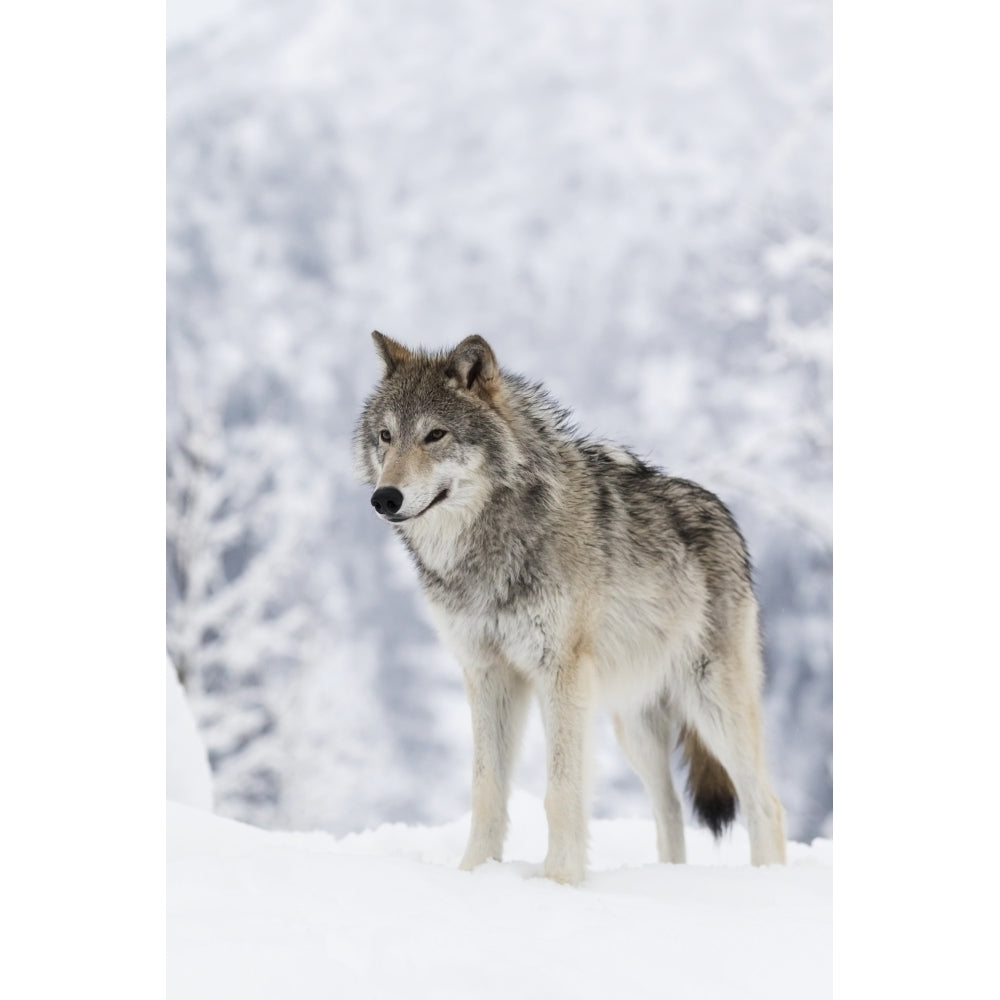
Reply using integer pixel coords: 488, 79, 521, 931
371, 487, 404, 516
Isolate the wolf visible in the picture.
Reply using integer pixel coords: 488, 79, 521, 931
354, 332, 786, 883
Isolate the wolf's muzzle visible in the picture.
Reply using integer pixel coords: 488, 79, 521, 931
370, 486, 404, 517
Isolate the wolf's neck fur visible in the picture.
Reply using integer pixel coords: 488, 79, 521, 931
397, 373, 573, 599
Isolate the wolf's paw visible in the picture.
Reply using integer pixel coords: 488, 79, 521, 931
459, 841, 499, 872
542, 851, 586, 885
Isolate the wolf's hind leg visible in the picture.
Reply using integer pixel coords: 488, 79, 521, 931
459, 661, 531, 871
613, 703, 686, 863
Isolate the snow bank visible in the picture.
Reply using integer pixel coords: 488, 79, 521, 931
166, 660, 213, 811
167, 792, 831, 999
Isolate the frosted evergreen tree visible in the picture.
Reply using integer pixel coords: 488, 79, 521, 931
167, 389, 310, 825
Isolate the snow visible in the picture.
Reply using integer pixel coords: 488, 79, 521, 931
166, 659, 213, 811
165, 672, 830, 998
167, 796, 831, 1000
164, 4, 833, 985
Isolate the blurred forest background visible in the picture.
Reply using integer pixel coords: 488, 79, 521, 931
167, 0, 832, 840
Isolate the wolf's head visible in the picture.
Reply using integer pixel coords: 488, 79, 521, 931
354, 332, 520, 528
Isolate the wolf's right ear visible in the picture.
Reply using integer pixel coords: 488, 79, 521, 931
371, 330, 412, 378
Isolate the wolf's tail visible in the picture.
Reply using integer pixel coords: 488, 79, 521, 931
680, 727, 737, 838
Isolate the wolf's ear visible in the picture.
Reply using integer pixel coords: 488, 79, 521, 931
371, 330, 412, 378
446, 335, 499, 401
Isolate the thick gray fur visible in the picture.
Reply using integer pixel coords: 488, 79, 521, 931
354, 332, 786, 883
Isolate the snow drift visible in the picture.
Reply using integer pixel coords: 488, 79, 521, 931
166, 659, 213, 811
167, 795, 831, 1000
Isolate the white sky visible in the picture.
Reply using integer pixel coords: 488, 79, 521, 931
167, 0, 244, 44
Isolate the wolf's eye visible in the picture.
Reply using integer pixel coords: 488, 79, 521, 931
425, 429, 447, 443
379, 429, 391, 443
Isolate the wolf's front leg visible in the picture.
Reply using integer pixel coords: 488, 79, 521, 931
538, 662, 594, 884
459, 662, 531, 871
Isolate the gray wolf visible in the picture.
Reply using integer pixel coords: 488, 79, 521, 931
354, 332, 786, 883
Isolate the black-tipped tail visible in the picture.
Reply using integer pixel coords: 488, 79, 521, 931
680, 727, 737, 838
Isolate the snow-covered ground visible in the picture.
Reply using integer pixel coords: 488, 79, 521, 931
165, 5, 833, 991
168, 797, 831, 1000
167, 661, 831, 999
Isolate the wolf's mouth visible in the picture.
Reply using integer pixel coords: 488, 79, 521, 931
387, 489, 449, 523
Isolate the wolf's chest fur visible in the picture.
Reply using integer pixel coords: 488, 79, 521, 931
404, 508, 569, 679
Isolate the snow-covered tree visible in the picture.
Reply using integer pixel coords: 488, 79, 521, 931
167, 0, 832, 839
166, 381, 310, 825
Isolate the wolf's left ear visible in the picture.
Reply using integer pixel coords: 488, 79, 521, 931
447, 335, 499, 401
371, 330, 412, 378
